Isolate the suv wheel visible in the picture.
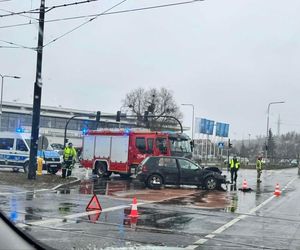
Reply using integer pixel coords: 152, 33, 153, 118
147, 174, 163, 189
12, 168, 20, 173
205, 176, 218, 190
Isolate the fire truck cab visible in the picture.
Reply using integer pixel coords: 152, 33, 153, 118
80, 129, 171, 178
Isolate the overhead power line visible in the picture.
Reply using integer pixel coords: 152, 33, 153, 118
0, 39, 35, 49
43, 0, 128, 47
0, 0, 203, 50
0, 0, 203, 30
0, 0, 101, 18
45, 0, 99, 13
0, 45, 20, 48
0, 8, 39, 20
46, 0, 204, 22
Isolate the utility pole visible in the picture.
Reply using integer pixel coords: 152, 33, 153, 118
28, 0, 45, 180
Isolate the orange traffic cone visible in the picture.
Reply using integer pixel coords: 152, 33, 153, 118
242, 179, 248, 190
129, 197, 139, 218
274, 183, 281, 196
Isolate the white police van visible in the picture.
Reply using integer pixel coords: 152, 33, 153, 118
0, 132, 62, 174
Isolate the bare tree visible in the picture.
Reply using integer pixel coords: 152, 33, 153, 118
122, 87, 182, 130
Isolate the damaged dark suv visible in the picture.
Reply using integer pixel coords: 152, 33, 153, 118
136, 156, 226, 190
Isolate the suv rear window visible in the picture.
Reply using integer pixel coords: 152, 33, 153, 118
158, 158, 177, 168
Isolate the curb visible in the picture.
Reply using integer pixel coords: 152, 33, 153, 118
52, 177, 81, 191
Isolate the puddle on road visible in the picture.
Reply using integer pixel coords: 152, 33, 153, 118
57, 176, 286, 217
136, 207, 193, 231
119, 206, 193, 232
55, 177, 143, 196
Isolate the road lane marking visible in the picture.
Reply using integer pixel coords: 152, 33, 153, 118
185, 176, 297, 249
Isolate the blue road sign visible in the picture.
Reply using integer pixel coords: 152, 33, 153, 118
215, 122, 230, 137
199, 118, 214, 135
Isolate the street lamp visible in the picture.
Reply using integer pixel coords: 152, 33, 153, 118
266, 101, 285, 160
181, 103, 195, 140
0, 74, 21, 130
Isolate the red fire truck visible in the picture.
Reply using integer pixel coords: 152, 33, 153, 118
80, 129, 192, 178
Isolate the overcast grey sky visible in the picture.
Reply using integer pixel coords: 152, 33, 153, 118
1, 0, 299, 139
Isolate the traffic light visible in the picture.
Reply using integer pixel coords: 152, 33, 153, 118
96, 111, 101, 123
116, 111, 121, 122
228, 139, 233, 148
144, 111, 149, 122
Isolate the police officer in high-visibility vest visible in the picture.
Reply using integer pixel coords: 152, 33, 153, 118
256, 156, 263, 183
62, 142, 77, 178
230, 155, 240, 184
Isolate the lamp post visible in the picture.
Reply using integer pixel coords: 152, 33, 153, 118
0, 74, 21, 130
181, 103, 195, 140
266, 101, 285, 160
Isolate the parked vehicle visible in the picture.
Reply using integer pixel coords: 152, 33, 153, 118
279, 159, 290, 166
290, 159, 299, 167
0, 132, 62, 174
80, 129, 192, 178
136, 156, 226, 189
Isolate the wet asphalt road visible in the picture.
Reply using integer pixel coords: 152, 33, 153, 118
0, 167, 299, 250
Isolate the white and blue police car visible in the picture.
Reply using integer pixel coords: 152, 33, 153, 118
0, 132, 62, 174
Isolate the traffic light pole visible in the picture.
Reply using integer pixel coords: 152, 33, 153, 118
128, 114, 183, 134
64, 115, 80, 148
63, 112, 100, 148
28, 0, 46, 180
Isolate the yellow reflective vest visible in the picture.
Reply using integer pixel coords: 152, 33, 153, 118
256, 159, 262, 170
63, 146, 77, 161
230, 159, 240, 169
